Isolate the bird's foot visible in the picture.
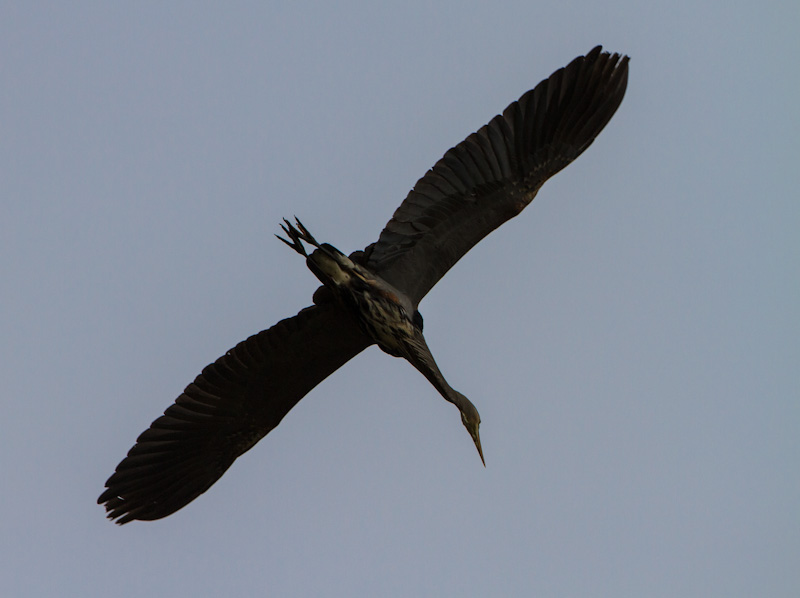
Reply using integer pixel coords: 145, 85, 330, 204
276, 217, 321, 256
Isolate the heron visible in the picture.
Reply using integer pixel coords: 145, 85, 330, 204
99, 46, 629, 524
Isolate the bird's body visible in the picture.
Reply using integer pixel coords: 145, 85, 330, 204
99, 46, 629, 524
284, 223, 420, 359
279, 219, 485, 462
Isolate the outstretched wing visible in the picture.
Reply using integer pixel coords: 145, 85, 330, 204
365, 46, 629, 305
98, 303, 371, 524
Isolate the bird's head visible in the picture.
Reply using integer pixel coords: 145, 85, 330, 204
456, 392, 484, 466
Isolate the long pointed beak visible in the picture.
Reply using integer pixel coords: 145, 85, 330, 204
473, 431, 485, 467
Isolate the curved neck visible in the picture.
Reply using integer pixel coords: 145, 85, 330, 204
401, 333, 465, 410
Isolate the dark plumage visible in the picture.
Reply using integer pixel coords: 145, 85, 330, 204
99, 46, 629, 524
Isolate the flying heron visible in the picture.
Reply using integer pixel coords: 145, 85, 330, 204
99, 46, 629, 524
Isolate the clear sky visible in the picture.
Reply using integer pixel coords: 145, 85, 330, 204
1, 2, 797, 596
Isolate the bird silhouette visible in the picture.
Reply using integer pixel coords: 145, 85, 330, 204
99, 46, 629, 524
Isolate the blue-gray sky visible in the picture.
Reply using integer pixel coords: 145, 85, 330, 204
2, 2, 797, 596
